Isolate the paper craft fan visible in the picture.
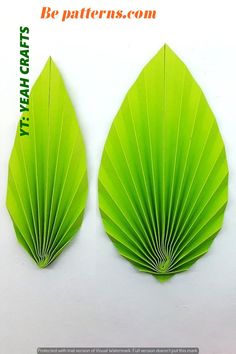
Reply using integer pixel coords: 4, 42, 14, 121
7, 58, 88, 268
98, 45, 228, 282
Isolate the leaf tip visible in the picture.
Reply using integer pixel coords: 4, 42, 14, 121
163, 43, 174, 55
46, 56, 53, 65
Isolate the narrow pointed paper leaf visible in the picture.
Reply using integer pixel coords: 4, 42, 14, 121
7, 58, 88, 267
98, 45, 228, 281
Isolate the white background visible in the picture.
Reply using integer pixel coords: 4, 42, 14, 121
0, 1, 236, 353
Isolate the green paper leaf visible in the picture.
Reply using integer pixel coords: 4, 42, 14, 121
98, 45, 228, 282
7, 58, 88, 268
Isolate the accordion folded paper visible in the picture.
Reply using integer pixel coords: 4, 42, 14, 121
98, 45, 228, 282
7, 58, 88, 268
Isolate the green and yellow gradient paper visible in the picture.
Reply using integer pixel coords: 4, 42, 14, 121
7, 58, 88, 267
98, 45, 228, 282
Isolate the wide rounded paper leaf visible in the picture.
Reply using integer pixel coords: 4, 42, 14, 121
7, 58, 88, 268
98, 45, 228, 282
